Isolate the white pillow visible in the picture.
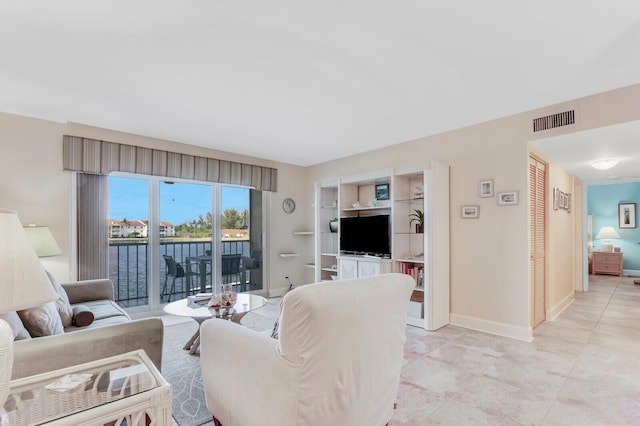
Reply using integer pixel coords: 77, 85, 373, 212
0, 312, 31, 340
46, 270, 73, 327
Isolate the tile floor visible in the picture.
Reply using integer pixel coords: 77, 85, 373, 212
186, 275, 640, 425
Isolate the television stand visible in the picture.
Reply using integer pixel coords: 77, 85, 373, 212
337, 254, 392, 280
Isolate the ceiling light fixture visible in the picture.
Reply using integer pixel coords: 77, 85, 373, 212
591, 159, 619, 170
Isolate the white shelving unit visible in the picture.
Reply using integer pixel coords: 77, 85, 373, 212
314, 180, 340, 282
313, 163, 450, 331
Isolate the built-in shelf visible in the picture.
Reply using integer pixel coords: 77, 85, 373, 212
314, 163, 449, 331
395, 197, 424, 203
293, 231, 314, 235
396, 258, 425, 264
342, 206, 390, 212
278, 253, 300, 258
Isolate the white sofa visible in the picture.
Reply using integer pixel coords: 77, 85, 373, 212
200, 273, 415, 426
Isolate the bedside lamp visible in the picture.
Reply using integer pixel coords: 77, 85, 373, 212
595, 226, 620, 253
0, 209, 58, 419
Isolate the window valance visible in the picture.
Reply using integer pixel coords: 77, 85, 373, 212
63, 135, 278, 192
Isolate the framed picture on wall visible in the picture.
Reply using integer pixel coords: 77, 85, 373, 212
498, 191, 519, 206
553, 188, 559, 210
461, 205, 479, 218
479, 179, 494, 198
619, 202, 636, 229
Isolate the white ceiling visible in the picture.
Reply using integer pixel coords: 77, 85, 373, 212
531, 120, 640, 184
1, 2, 640, 166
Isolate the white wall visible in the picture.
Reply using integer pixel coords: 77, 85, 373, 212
2, 83, 640, 336
307, 83, 640, 340
0, 113, 308, 296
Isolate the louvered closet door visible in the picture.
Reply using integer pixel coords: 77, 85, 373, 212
529, 156, 546, 328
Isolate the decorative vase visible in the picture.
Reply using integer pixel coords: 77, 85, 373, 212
329, 221, 338, 233
415, 224, 424, 233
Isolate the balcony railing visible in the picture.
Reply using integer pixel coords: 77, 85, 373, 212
109, 239, 253, 307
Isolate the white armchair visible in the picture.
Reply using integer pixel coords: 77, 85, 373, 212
200, 273, 415, 426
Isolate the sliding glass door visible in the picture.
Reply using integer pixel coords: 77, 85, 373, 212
220, 186, 263, 293
107, 175, 264, 310
108, 176, 150, 308
159, 181, 213, 302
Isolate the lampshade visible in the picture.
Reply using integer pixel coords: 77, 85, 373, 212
0, 209, 58, 418
595, 226, 620, 240
0, 210, 58, 312
596, 226, 620, 253
23, 225, 62, 257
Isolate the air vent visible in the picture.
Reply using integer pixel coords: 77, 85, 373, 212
532, 110, 575, 132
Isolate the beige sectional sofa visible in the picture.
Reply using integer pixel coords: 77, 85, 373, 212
4, 276, 163, 380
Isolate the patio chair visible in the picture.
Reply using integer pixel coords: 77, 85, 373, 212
162, 255, 198, 301
241, 250, 262, 290
221, 254, 242, 290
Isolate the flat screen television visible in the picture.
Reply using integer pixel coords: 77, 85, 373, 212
340, 215, 391, 256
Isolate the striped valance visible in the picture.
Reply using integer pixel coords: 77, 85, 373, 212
63, 135, 278, 192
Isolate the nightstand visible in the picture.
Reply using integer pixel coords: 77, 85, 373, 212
592, 251, 623, 276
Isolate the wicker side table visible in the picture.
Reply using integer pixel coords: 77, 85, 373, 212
5, 349, 171, 426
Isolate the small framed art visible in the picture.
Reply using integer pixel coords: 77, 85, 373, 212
462, 205, 479, 218
498, 191, 519, 206
619, 202, 636, 229
375, 183, 390, 200
479, 179, 494, 198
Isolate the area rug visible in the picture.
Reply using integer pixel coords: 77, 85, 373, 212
162, 311, 276, 426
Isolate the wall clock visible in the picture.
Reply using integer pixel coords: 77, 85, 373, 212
282, 198, 296, 214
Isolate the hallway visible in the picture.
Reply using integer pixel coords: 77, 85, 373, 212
392, 274, 640, 425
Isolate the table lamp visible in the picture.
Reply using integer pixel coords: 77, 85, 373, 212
23, 224, 62, 257
0, 209, 58, 420
595, 226, 620, 253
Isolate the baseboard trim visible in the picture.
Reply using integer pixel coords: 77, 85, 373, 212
623, 269, 640, 277
450, 313, 533, 342
546, 292, 574, 322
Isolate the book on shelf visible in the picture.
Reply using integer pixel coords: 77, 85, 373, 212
399, 263, 424, 289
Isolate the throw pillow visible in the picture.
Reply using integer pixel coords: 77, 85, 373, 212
46, 270, 73, 327
0, 312, 31, 340
72, 305, 95, 327
18, 302, 64, 337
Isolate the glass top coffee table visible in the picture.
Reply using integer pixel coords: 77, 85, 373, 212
164, 293, 267, 354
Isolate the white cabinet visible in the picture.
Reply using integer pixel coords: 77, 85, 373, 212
338, 256, 392, 279
358, 259, 383, 277
339, 258, 357, 280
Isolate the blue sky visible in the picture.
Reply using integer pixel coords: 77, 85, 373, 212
109, 176, 249, 225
